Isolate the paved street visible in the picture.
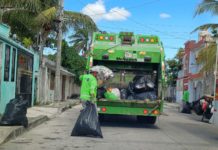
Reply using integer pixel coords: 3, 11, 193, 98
0, 104, 218, 150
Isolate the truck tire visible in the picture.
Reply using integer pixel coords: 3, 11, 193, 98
137, 116, 156, 124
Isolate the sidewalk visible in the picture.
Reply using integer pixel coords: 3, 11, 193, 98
0, 99, 80, 145
164, 101, 205, 122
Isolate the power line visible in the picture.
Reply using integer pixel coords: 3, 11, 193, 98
77, 0, 160, 17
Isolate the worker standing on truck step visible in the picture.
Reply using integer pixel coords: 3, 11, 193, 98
79, 71, 98, 109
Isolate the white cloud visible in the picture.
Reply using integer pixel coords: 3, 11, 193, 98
104, 7, 131, 21
81, 0, 106, 21
81, 0, 131, 22
160, 13, 171, 19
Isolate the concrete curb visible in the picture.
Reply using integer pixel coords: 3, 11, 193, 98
60, 100, 80, 112
0, 115, 48, 145
0, 100, 80, 145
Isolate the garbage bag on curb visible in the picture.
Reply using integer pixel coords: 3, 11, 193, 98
71, 101, 103, 138
0, 97, 28, 128
192, 101, 203, 115
181, 103, 191, 114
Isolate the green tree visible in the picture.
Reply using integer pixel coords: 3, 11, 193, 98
166, 48, 184, 86
47, 40, 86, 84
0, 0, 97, 52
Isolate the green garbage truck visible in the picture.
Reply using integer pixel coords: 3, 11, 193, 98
87, 32, 165, 124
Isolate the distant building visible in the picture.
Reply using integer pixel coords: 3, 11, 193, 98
0, 23, 39, 114
37, 57, 80, 104
176, 31, 214, 103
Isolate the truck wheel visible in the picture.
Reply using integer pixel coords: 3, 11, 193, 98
137, 116, 157, 124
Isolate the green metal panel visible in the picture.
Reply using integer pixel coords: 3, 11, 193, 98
97, 100, 162, 116
97, 105, 161, 116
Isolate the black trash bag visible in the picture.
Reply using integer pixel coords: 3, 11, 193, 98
120, 89, 128, 99
127, 95, 134, 100
192, 101, 203, 115
97, 87, 107, 100
71, 101, 103, 138
127, 82, 134, 95
134, 91, 157, 101
181, 102, 191, 114
0, 97, 29, 128
134, 76, 146, 90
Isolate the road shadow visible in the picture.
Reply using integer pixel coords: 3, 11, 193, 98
100, 114, 159, 129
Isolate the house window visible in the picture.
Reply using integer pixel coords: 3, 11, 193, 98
11, 48, 16, 82
4, 45, 10, 81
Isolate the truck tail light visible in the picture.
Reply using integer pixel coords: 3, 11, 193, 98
143, 109, 148, 114
109, 36, 114, 41
99, 36, 104, 40
152, 110, 159, 115
140, 38, 145, 43
101, 107, 107, 112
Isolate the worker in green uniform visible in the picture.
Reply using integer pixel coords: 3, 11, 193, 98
182, 89, 189, 104
181, 88, 190, 113
80, 71, 98, 109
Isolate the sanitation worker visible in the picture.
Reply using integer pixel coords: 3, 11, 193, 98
79, 71, 98, 109
182, 89, 190, 105
181, 88, 190, 113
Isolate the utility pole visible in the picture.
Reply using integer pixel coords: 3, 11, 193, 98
211, 29, 218, 124
54, 0, 64, 101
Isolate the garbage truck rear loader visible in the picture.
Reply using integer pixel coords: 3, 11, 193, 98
87, 32, 165, 124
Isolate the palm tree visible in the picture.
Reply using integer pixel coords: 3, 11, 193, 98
193, 0, 218, 94
196, 43, 216, 72
193, 0, 218, 31
1, 0, 97, 102
194, 0, 218, 72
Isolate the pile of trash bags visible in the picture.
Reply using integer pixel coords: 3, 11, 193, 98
97, 75, 157, 101
126, 76, 157, 101
90, 65, 114, 81
192, 95, 214, 120
0, 97, 29, 128
181, 102, 191, 114
71, 101, 103, 138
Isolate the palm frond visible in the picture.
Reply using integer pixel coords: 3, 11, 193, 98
35, 6, 57, 26
64, 11, 98, 31
194, 0, 218, 16
191, 23, 218, 33
0, 0, 41, 12
196, 43, 216, 72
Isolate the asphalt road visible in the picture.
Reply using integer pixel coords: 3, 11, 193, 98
0, 103, 218, 150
